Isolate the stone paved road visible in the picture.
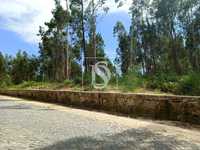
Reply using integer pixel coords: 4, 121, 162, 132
0, 95, 200, 150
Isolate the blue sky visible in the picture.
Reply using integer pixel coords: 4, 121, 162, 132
0, 0, 131, 60
0, 29, 39, 56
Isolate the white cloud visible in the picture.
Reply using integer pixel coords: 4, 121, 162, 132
0, 0, 56, 43
105, 0, 132, 13
0, 0, 131, 44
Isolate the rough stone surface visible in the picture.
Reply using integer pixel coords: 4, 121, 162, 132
0, 90, 200, 124
0, 95, 200, 150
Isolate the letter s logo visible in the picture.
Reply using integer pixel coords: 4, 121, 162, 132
91, 61, 111, 89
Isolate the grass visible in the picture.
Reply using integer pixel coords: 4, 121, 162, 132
2, 80, 165, 95
1, 72, 199, 96
4, 80, 81, 91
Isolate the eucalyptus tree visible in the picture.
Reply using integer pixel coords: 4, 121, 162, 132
69, 0, 86, 66
0, 52, 6, 80
70, 0, 108, 71
0, 53, 13, 86
83, 0, 108, 71
10, 51, 38, 84
152, 0, 183, 73
39, 0, 70, 81
113, 21, 130, 74
66, 0, 70, 79
181, 0, 200, 71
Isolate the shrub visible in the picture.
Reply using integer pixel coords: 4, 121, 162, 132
63, 79, 73, 86
146, 72, 200, 96
119, 69, 145, 92
72, 76, 82, 85
146, 73, 178, 93
0, 74, 12, 88
176, 73, 200, 96
16, 81, 38, 89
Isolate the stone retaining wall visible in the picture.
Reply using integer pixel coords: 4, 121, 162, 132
0, 90, 200, 124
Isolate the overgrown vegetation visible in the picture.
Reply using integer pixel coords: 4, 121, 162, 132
118, 69, 145, 92
146, 72, 200, 96
0, 0, 200, 96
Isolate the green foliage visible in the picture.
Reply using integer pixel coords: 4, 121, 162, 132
83, 72, 92, 86
118, 69, 145, 92
0, 52, 6, 75
114, 0, 200, 75
13, 81, 40, 89
113, 21, 130, 74
63, 79, 73, 86
146, 73, 200, 96
6, 81, 66, 90
70, 61, 82, 84
176, 73, 200, 96
10, 51, 39, 84
0, 74, 12, 88
0, 52, 12, 87
146, 73, 178, 93
38, 0, 71, 81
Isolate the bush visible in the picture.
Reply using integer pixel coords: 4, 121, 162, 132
176, 73, 200, 96
63, 79, 73, 86
119, 69, 145, 92
15, 81, 39, 89
0, 74, 12, 88
72, 76, 82, 85
146, 73, 178, 93
146, 72, 200, 96
7, 81, 53, 90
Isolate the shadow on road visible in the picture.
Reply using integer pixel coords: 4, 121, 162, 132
37, 128, 199, 150
0, 104, 54, 111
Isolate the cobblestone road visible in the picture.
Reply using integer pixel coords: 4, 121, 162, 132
0, 95, 200, 150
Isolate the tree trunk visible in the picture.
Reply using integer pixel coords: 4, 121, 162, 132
92, 0, 96, 64
66, 0, 70, 80
81, 0, 88, 72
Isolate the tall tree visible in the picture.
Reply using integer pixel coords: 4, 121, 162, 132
70, 0, 108, 71
114, 21, 130, 74
85, 0, 108, 70
115, 0, 200, 75
10, 51, 38, 84
39, 0, 70, 81
0, 52, 6, 80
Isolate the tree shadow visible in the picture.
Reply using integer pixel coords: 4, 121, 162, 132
0, 105, 54, 111
0, 99, 14, 102
37, 128, 199, 150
